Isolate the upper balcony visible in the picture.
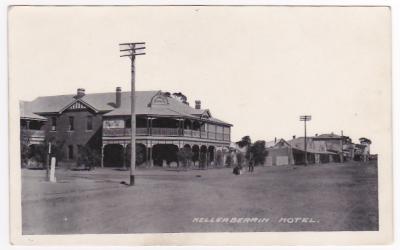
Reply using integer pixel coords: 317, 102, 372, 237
102, 116, 231, 142
21, 129, 46, 144
102, 127, 230, 142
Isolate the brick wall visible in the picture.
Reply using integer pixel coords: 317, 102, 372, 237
42, 109, 103, 161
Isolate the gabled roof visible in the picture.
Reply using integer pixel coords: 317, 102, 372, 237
19, 101, 47, 121
287, 137, 312, 149
286, 137, 337, 155
265, 138, 286, 148
25, 91, 124, 114
58, 98, 100, 114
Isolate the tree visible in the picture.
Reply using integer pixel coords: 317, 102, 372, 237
249, 140, 268, 166
172, 92, 189, 105
236, 136, 252, 162
215, 150, 223, 167
20, 142, 30, 167
236, 152, 244, 168
359, 137, 372, 144
236, 136, 251, 148
177, 147, 194, 168
31, 144, 48, 164
46, 135, 66, 163
342, 136, 352, 144
20, 129, 31, 167
77, 145, 100, 170
126, 144, 147, 166
225, 154, 233, 167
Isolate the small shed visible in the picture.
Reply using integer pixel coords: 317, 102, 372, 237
264, 139, 294, 166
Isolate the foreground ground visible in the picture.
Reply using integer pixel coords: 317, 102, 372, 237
21, 161, 378, 234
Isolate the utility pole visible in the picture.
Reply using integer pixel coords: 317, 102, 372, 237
340, 130, 344, 163
119, 42, 146, 186
299, 115, 311, 166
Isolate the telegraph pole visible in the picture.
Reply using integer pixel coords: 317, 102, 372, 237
340, 130, 344, 163
299, 115, 311, 166
119, 42, 146, 186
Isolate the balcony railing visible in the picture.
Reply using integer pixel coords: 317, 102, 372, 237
103, 127, 230, 141
21, 129, 46, 138
21, 129, 46, 144
151, 127, 180, 136
103, 127, 148, 137
191, 130, 200, 138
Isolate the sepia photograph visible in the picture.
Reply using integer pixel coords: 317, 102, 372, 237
7, 4, 393, 245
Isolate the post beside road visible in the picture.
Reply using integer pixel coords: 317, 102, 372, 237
46, 142, 51, 181
49, 157, 57, 183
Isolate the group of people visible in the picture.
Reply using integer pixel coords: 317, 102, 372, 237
233, 159, 254, 175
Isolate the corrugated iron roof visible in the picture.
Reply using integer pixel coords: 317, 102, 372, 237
103, 91, 231, 125
315, 133, 342, 139
286, 137, 337, 155
20, 90, 232, 126
19, 101, 47, 121
265, 138, 286, 148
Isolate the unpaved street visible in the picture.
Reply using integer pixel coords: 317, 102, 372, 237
22, 161, 378, 234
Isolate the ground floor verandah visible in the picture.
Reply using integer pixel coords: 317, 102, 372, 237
101, 138, 230, 169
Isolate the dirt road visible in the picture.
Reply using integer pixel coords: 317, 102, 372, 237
21, 161, 378, 234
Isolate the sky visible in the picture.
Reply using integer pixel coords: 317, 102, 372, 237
8, 6, 391, 153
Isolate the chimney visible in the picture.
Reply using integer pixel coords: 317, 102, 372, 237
76, 88, 85, 98
116, 87, 122, 108
195, 100, 201, 109
274, 137, 277, 143
293, 135, 296, 139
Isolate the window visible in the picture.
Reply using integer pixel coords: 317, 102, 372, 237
200, 123, 206, 132
68, 117, 74, 131
208, 124, 216, 132
125, 118, 131, 128
86, 116, 93, 131
51, 117, 57, 131
68, 145, 74, 159
77, 145, 82, 156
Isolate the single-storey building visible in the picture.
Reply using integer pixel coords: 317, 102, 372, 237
264, 135, 342, 167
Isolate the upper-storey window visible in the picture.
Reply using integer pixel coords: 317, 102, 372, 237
208, 124, 216, 132
86, 116, 93, 131
223, 126, 230, 134
51, 117, 57, 131
68, 145, 74, 159
200, 123, 206, 132
68, 116, 74, 131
